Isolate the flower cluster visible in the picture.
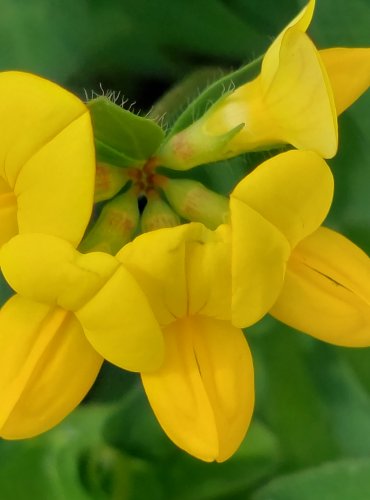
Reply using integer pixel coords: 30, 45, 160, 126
0, 0, 369, 463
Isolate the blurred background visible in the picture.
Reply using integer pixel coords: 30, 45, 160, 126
0, 0, 369, 498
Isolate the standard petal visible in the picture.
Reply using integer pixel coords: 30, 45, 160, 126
230, 197, 290, 328
231, 150, 334, 249
141, 316, 254, 462
270, 227, 370, 346
262, 29, 337, 158
76, 264, 164, 373
262, 0, 315, 89
0, 71, 94, 247
320, 48, 370, 115
117, 224, 200, 325
0, 295, 102, 439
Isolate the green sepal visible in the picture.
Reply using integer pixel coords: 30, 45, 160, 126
88, 97, 165, 167
165, 55, 262, 140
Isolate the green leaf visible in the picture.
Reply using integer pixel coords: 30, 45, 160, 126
252, 458, 370, 500
0, 405, 139, 500
166, 56, 262, 139
0, 406, 109, 500
88, 97, 165, 167
0, 271, 13, 306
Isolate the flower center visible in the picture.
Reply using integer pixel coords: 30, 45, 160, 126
127, 157, 166, 197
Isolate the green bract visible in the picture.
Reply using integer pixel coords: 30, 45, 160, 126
88, 97, 165, 167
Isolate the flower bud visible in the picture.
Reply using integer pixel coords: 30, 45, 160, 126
94, 162, 129, 203
140, 194, 181, 233
157, 121, 243, 171
79, 190, 139, 254
162, 178, 229, 230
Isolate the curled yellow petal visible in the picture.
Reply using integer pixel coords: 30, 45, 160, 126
142, 316, 254, 462
0, 178, 18, 248
270, 227, 370, 346
0, 295, 102, 439
231, 150, 334, 249
76, 264, 164, 373
0, 71, 95, 247
186, 224, 232, 320
264, 0, 316, 88
117, 224, 190, 325
230, 197, 290, 328
230, 150, 333, 327
320, 48, 370, 115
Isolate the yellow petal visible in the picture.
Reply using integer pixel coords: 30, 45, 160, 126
0, 178, 18, 248
117, 224, 196, 325
141, 316, 254, 462
0, 295, 102, 439
1, 233, 119, 310
230, 196, 290, 328
231, 150, 334, 249
270, 227, 370, 346
0, 71, 95, 247
264, 0, 315, 88
76, 264, 164, 372
320, 48, 370, 115
261, 29, 337, 158
186, 224, 232, 320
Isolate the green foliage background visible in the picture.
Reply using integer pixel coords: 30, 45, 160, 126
0, 0, 369, 498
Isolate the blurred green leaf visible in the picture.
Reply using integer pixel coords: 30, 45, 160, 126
307, 345, 370, 457
0, 405, 161, 500
252, 458, 370, 500
310, 0, 370, 46
88, 97, 165, 167
103, 384, 177, 461
249, 324, 339, 470
0, 406, 109, 500
164, 420, 280, 500
0, 0, 89, 83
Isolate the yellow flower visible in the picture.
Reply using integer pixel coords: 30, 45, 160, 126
230, 150, 370, 346
159, 0, 370, 170
1, 225, 254, 462
0, 71, 95, 250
